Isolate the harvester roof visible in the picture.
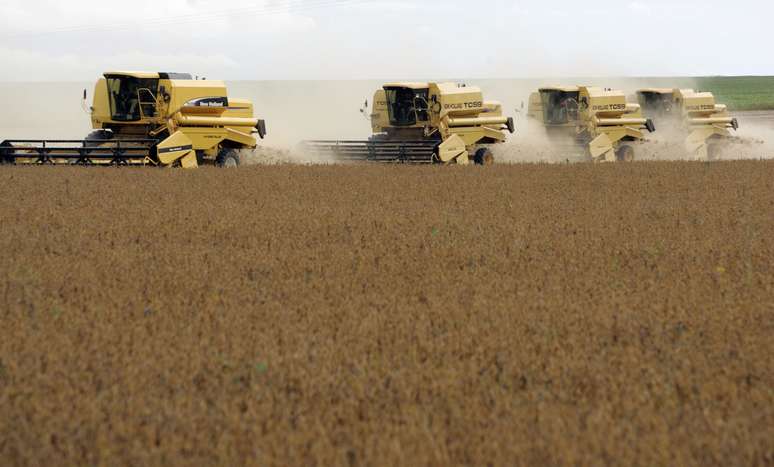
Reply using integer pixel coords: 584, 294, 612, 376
539, 85, 580, 93
383, 82, 429, 90
637, 88, 674, 95
103, 71, 193, 80
432, 82, 483, 95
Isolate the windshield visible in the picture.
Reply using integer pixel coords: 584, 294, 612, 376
540, 90, 580, 124
106, 76, 159, 121
639, 92, 673, 116
385, 87, 429, 127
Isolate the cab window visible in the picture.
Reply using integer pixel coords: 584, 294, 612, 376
105, 76, 159, 121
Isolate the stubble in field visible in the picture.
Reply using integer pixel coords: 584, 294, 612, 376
0, 163, 772, 466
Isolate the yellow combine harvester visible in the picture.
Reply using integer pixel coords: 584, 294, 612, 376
528, 86, 655, 162
305, 82, 514, 164
0, 71, 266, 168
636, 88, 739, 160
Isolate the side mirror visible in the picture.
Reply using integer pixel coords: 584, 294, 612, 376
83, 89, 87, 100
159, 86, 171, 102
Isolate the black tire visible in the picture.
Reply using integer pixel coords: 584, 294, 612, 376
474, 148, 495, 166
0, 141, 14, 165
706, 143, 721, 161
84, 130, 113, 147
616, 144, 635, 162
216, 148, 240, 168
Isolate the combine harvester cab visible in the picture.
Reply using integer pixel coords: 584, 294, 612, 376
528, 86, 655, 162
0, 71, 267, 168
637, 88, 739, 160
305, 82, 514, 165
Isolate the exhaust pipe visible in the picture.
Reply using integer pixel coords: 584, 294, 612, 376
594, 117, 649, 127
446, 116, 511, 127
174, 113, 260, 128
689, 117, 738, 127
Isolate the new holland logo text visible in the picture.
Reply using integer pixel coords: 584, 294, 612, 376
444, 101, 483, 110
159, 144, 193, 154
685, 104, 715, 111
185, 97, 229, 108
592, 104, 627, 111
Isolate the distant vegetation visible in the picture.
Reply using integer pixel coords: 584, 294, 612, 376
694, 76, 774, 111
644, 76, 774, 111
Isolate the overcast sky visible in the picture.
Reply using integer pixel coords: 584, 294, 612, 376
0, 0, 770, 81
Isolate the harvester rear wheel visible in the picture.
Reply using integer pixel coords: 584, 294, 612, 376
706, 143, 721, 161
474, 148, 495, 166
217, 148, 240, 168
616, 145, 635, 162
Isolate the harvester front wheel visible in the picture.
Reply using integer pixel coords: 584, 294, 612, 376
0, 141, 14, 164
84, 130, 113, 147
217, 148, 240, 168
706, 143, 721, 161
616, 145, 635, 162
474, 148, 495, 166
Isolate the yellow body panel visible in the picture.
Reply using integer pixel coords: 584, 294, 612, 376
371, 89, 390, 134
157, 130, 195, 166
437, 134, 468, 163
